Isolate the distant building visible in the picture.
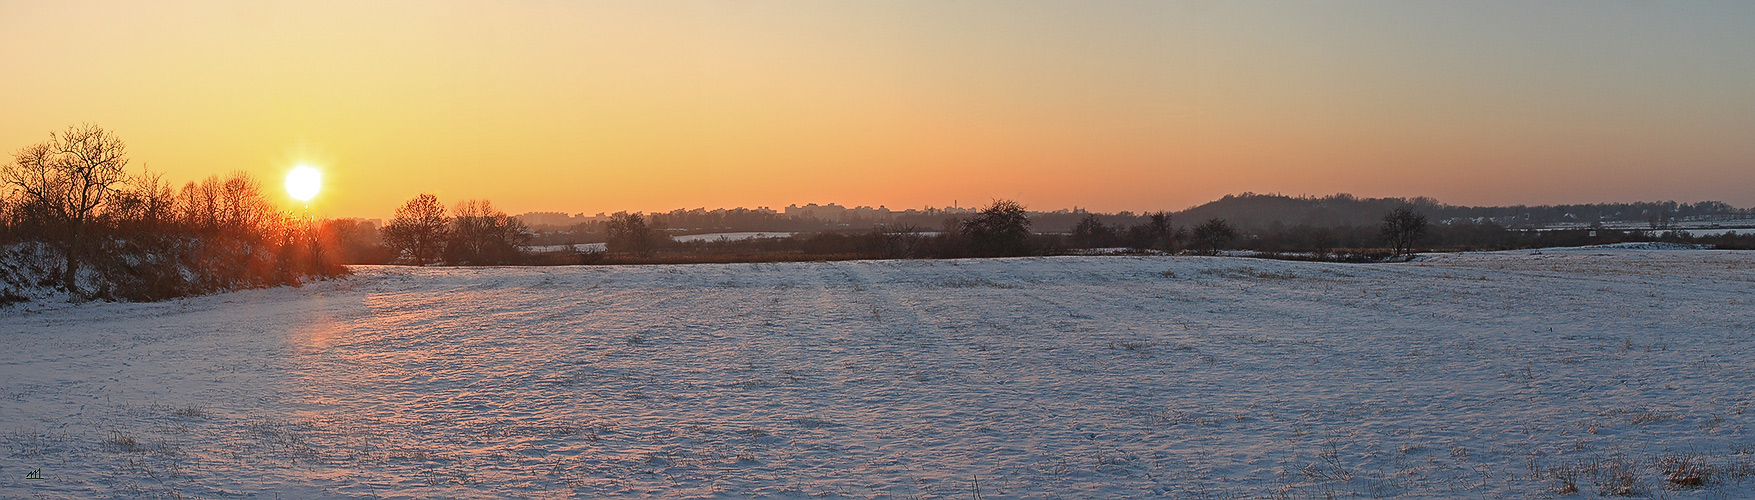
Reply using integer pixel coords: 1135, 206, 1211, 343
784, 203, 968, 221
785, 203, 849, 221
514, 212, 605, 229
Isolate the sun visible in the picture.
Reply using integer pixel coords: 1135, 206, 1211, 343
286, 165, 322, 203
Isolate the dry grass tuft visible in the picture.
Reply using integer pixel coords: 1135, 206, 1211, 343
1545, 463, 1582, 495
1657, 452, 1712, 488
1628, 410, 1678, 425
1592, 455, 1641, 496
105, 431, 140, 453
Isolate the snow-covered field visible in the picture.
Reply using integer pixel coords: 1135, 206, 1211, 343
4, 248, 1755, 499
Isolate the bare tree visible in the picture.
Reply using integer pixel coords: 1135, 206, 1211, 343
1190, 218, 1237, 255
445, 199, 531, 264
175, 175, 223, 232
1381, 206, 1428, 256
136, 172, 176, 229
383, 194, 450, 265
1126, 211, 1176, 251
1070, 214, 1113, 248
962, 199, 1032, 257
102, 169, 176, 234
1, 124, 132, 295
218, 173, 273, 237
605, 211, 659, 256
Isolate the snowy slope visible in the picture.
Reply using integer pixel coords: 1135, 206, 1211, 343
3, 249, 1754, 499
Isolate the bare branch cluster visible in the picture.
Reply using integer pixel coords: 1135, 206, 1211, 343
383, 194, 532, 265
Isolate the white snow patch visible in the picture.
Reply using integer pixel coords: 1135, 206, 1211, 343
1068, 247, 1165, 256
1581, 241, 1715, 250
671, 232, 796, 243
522, 242, 607, 253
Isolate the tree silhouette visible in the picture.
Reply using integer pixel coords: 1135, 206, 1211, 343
1070, 214, 1114, 248
1190, 218, 1237, 255
384, 194, 449, 265
1128, 211, 1176, 251
1381, 206, 1428, 256
605, 211, 659, 256
1, 124, 132, 295
445, 199, 531, 264
962, 199, 1032, 257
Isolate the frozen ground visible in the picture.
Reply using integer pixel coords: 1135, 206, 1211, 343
3, 248, 1755, 499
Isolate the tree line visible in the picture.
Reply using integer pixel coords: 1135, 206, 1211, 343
1173, 192, 1752, 232
377, 194, 533, 265
545, 198, 1754, 265
520, 193, 1752, 238
1, 125, 346, 302
563, 200, 1245, 263
9, 125, 1748, 303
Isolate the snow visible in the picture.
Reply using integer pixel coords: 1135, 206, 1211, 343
4, 249, 1755, 498
0, 243, 68, 306
1067, 247, 1166, 256
520, 233, 795, 254
1582, 242, 1715, 250
523, 243, 608, 253
1668, 229, 1744, 237
670, 232, 796, 243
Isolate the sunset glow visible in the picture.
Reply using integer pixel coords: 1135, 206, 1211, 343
3, 2, 1753, 218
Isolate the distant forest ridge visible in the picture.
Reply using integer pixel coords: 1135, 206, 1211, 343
1171, 194, 1748, 232
511, 193, 1754, 234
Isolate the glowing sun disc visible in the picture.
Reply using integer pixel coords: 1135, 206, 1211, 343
286, 165, 322, 202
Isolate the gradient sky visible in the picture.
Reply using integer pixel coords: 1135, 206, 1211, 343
3, 1, 1752, 218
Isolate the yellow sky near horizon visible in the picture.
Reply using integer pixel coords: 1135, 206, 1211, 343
3, 1, 1753, 219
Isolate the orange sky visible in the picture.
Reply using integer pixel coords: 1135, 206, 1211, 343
3, 1, 1753, 219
